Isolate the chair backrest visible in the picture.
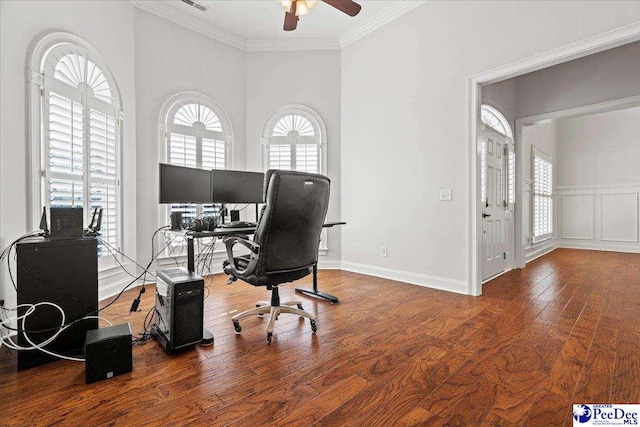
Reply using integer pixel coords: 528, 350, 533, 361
254, 170, 330, 274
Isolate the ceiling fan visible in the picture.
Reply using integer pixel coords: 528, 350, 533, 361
278, 0, 362, 31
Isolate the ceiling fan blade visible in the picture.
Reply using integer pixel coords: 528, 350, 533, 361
284, 11, 298, 31
322, 0, 361, 17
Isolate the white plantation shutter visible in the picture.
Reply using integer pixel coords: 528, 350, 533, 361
41, 44, 122, 257
295, 144, 318, 174
533, 148, 553, 241
48, 92, 84, 177
266, 113, 321, 174
202, 138, 225, 170
268, 144, 292, 170
89, 108, 119, 253
169, 133, 197, 167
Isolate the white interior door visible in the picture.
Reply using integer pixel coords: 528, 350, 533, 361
481, 125, 511, 280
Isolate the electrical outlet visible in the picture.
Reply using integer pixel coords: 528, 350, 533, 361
381, 247, 388, 257
440, 189, 452, 201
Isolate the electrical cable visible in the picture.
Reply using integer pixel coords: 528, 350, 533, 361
0, 226, 173, 335
0, 302, 111, 362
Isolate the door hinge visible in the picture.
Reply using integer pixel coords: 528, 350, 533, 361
40, 87, 45, 97
504, 146, 508, 155
40, 169, 46, 178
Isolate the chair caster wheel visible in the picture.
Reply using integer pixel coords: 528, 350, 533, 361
310, 320, 317, 333
233, 320, 242, 334
267, 332, 273, 344
297, 304, 303, 310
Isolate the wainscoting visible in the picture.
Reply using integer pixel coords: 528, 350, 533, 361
556, 184, 640, 253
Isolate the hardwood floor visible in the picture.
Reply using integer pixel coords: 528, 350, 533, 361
1, 248, 638, 426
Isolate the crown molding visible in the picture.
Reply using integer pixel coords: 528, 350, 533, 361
132, 0, 248, 51
339, 0, 427, 48
246, 37, 341, 52
130, 0, 428, 53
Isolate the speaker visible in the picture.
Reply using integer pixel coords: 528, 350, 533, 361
85, 323, 133, 384
170, 211, 183, 230
50, 207, 84, 240
230, 210, 240, 222
151, 268, 204, 352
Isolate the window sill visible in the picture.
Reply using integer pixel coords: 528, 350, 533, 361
532, 236, 553, 245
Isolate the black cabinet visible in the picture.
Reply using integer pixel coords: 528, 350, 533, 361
16, 237, 98, 370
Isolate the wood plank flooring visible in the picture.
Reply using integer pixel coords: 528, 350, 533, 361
1, 248, 638, 426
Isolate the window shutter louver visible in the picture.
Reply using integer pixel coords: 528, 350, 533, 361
295, 144, 319, 174
89, 109, 119, 254
268, 144, 292, 170
48, 92, 84, 176
533, 149, 553, 241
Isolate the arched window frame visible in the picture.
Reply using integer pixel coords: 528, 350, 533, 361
262, 105, 328, 252
262, 105, 327, 175
27, 32, 123, 261
158, 92, 233, 225
481, 104, 513, 138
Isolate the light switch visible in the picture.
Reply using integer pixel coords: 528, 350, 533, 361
440, 189, 452, 201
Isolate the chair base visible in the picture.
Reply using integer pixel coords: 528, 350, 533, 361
231, 287, 317, 343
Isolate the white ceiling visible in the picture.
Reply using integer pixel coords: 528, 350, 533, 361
132, 0, 426, 51
176, 0, 398, 40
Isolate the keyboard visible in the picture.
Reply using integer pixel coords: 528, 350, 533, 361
219, 221, 257, 229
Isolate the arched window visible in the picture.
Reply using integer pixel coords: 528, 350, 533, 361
263, 105, 326, 174
481, 104, 512, 137
31, 34, 123, 256
162, 93, 232, 221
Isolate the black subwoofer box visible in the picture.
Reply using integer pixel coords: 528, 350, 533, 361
85, 323, 133, 384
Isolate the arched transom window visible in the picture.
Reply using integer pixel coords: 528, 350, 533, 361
481, 104, 512, 137
263, 106, 325, 174
164, 95, 232, 221
39, 41, 122, 255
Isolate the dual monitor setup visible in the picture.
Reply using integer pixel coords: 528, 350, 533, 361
159, 163, 264, 206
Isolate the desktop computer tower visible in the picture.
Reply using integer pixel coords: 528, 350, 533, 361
151, 267, 204, 352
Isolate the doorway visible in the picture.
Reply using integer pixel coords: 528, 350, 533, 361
468, 26, 640, 297
480, 106, 515, 281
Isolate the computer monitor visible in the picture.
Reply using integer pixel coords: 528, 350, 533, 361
159, 164, 213, 204
211, 170, 264, 204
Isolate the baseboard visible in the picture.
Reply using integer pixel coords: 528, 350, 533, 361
526, 241, 558, 264
557, 241, 640, 254
317, 260, 342, 270
340, 261, 468, 295
98, 277, 147, 301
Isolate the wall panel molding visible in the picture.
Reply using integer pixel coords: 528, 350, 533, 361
557, 184, 640, 253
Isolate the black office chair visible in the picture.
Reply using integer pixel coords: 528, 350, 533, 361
223, 170, 330, 343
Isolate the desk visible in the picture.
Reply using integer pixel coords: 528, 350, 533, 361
183, 222, 346, 303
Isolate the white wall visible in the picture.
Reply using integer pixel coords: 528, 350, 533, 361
341, 0, 640, 294
521, 122, 558, 261
482, 79, 517, 131
556, 107, 640, 252
0, 0, 137, 306
134, 8, 247, 274
516, 41, 640, 118
246, 50, 342, 263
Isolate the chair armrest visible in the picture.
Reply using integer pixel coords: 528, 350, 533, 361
223, 236, 261, 278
